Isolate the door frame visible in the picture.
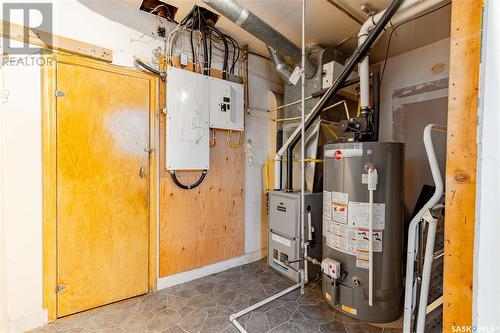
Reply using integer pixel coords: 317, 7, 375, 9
42, 54, 159, 321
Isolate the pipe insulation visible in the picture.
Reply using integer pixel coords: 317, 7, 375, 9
266, 45, 294, 84
358, 0, 447, 109
202, 0, 317, 78
275, 0, 406, 191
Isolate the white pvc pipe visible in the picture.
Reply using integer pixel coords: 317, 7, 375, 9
358, 0, 445, 109
274, 0, 445, 189
367, 167, 378, 307
368, 187, 374, 306
229, 283, 301, 333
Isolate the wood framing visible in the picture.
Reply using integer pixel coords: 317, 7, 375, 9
158, 63, 245, 277
443, 0, 483, 330
0, 20, 112, 62
42, 54, 158, 320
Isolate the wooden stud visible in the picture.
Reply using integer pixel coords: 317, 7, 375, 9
443, 0, 483, 330
0, 20, 112, 62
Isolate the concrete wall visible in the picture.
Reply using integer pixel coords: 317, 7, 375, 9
0, 1, 278, 331
473, 0, 500, 329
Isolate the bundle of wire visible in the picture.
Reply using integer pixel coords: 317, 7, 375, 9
165, 6, 241, 80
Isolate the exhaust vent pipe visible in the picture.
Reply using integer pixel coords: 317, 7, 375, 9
202, 0, 317, 78
266, 45, 294, 85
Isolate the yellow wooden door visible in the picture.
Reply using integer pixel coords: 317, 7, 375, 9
56, 61, 150, 317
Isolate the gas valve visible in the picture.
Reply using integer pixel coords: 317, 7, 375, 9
321, 258, 341, 280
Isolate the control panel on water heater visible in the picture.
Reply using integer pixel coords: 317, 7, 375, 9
322, 258, 341, 279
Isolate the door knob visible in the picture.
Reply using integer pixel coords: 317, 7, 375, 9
139, 166, 145, 178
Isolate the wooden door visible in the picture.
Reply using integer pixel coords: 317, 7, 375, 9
56, 61, 151, 317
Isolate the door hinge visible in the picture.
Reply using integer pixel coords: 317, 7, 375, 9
56, 285, 66, 293
144, 147, 153, 153
55, 90, 65, 97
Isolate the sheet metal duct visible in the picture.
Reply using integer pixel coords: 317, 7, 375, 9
287, 118, 340, 192
202, 0, 317, 78
266, 45, 293, 84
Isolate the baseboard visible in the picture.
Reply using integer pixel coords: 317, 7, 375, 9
157, 248, 267, 290
6, 309, 47, 333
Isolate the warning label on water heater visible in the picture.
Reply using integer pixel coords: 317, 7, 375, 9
323, 191, 386, 266
331, 191, 348, 224
347, 201, 386, 229
356, 229, 383, 252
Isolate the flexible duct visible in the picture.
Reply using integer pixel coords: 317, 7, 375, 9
266, 45, 294, 85
202, 0, 317, 78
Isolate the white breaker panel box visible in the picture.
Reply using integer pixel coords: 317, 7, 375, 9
209, 77, 244, 131
166, 67, 210, 170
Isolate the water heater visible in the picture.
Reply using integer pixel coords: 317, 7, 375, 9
322, 142, 404, 323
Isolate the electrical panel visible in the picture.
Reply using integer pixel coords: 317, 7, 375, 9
165, 67, 244, 171
209, 77, 244, 131
166, 67, 210, 170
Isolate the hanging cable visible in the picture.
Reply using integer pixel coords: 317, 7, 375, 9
380, 1, 451, 85
226, 130, 242, 149
170, 170, 207, 190
210, 128, 217, 147
134, 58, 166, 78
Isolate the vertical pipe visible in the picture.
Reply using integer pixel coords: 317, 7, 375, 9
286, 148, 293, 192
281, 0, 405, 187
368, 187, 374, 306
300, 0, 306, 293
372, 72, 380, 141
367, 167, 378, 307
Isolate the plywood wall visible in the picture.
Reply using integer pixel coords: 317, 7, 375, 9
443, 0, 482, 330
159, 67, 245, 277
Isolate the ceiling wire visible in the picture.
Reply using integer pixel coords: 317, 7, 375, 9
379, 1, 452, 84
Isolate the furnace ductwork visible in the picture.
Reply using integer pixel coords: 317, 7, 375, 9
266, 45, 294, 85
202, 0, 317, 78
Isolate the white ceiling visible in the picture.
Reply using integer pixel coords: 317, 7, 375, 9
80, 0, 451, 62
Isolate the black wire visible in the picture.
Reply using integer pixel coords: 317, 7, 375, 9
170, 170, 207, 190
190, 28, 196, 66
204, 25, 229, 79
202, 31, 209, 75
379, 1, 451, 85
208, 30, 213, 75
224, 34, 241, 74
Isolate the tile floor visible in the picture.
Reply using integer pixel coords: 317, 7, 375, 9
30, 258, 402, 333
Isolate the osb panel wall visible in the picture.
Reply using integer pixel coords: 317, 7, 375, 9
159, 68, 245, 277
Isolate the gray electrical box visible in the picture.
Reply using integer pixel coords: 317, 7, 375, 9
268, 191, 322, 282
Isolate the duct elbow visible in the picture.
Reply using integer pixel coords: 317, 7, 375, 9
267, 45, 294, 85
304, 58, 318, 79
